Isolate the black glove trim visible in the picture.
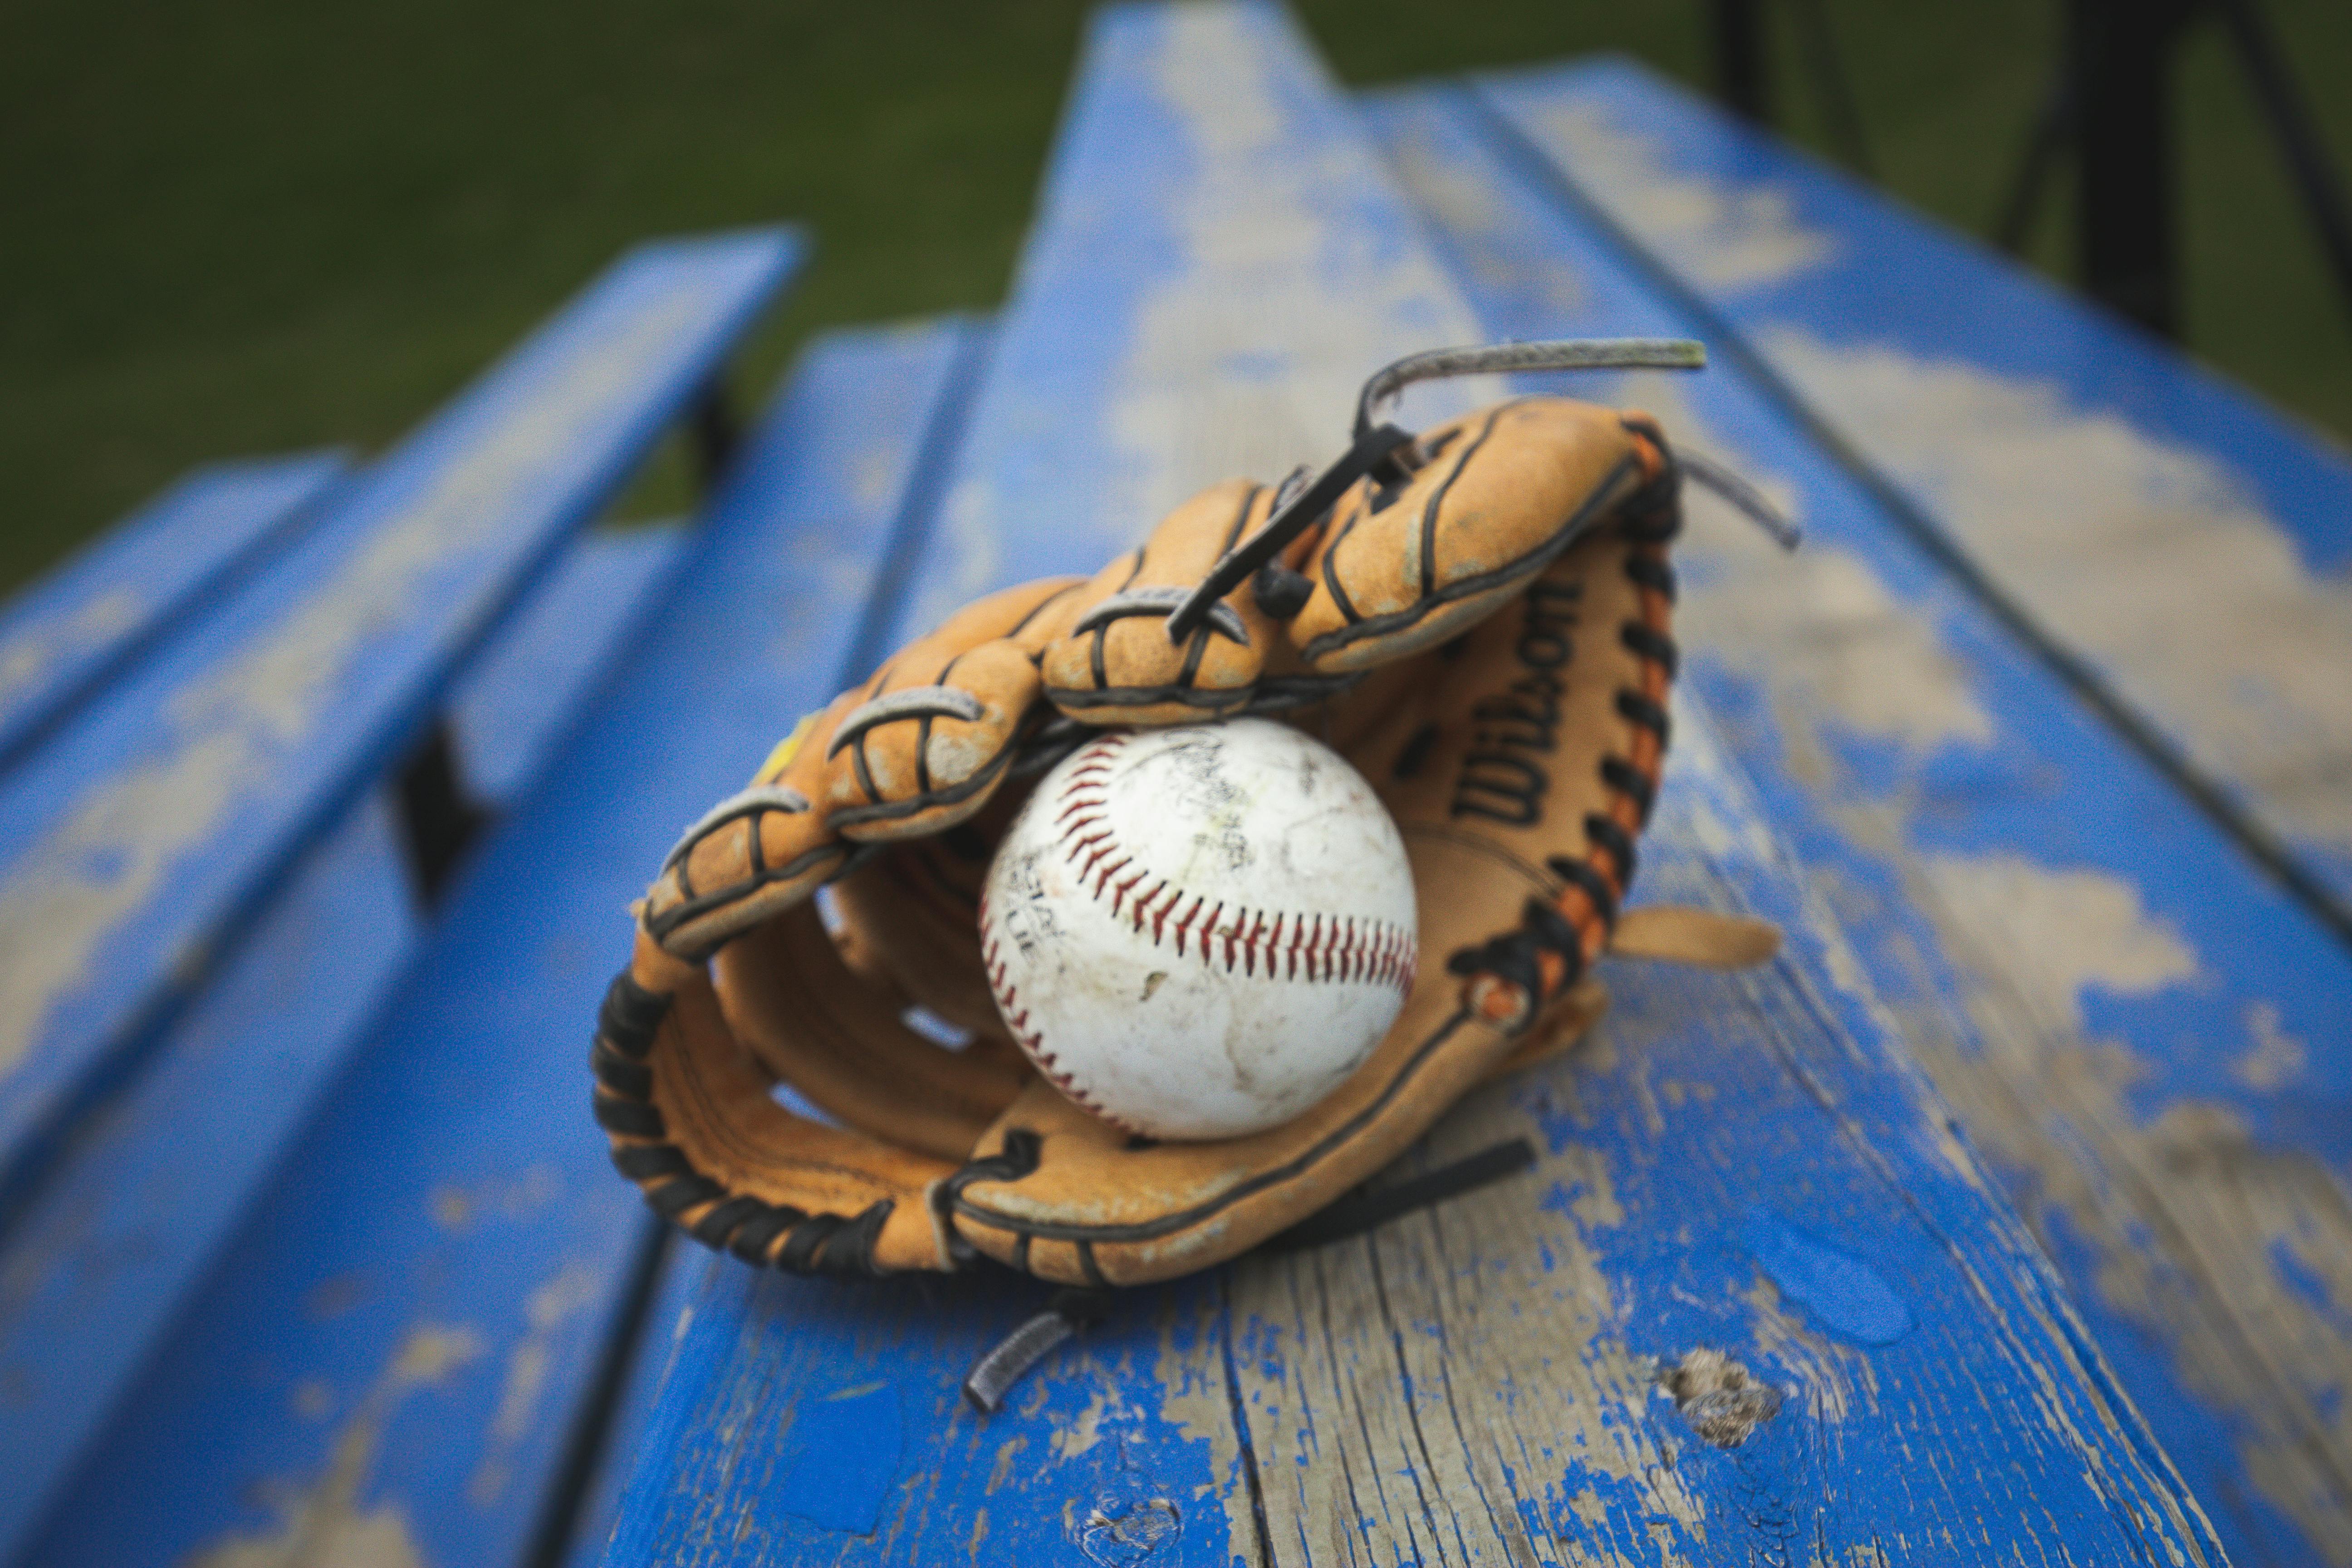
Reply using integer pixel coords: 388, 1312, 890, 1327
948, 1009, 1476, 1246
593, 966, 894, 1277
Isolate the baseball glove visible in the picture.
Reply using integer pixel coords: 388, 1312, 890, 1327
592, 341, 1792, 1322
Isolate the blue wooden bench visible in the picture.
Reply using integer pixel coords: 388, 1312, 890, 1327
1358, 64, 2351, 1568
9, 317, 986, 1568
0, 452, 348, 779
0, 228, 804, 1562
586, 6, 2252, 1563
8, 4, 2344, 1564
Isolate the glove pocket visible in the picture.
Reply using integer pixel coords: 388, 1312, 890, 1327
715, 906, 1031, 1160
597, 930, 964, 1276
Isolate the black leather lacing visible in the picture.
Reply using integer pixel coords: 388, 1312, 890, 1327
1166, 337, 1708, 643
1624, 553, 1677, 601
591, 965, 892, 1277
1547, 852, 1622, 925
1600, 756, 1658, 825
1619, 621, 1678, 678
1584, 810, 1638, 886
936, 1129, 1043, 1267
1266, 1138, 1536, 1253
1446, 894, 1596, 1005
1614, 689, 1671, 744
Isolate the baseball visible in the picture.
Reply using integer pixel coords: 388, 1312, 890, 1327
979, 718, 1416, 1140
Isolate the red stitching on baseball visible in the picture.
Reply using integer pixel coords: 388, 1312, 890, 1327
1040, 734, 1414, 999
978, 731, 1415, 1132
1111, 865, 1147, 917
979, 951, 1141, 1134
1171, 895, 1203, 958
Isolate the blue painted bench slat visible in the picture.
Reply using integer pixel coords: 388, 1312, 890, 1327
0, 229, 800, 1225
0, 785, 421, 1556
1362, 77, 2351, 1566
451, 521, 694, 809
559, 1238, 714, 1568
13, 318, 988, 1568
0, 451, 348, 779
1478, 59, 2352, 939
0, 517, 698, 1550
603, 8, 2216, 1563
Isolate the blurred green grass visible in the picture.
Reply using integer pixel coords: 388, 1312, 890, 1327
4, 0, 2346, 595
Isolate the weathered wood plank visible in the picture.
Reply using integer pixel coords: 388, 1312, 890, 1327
0, 230, 800, 1224
0, 520, 689, 1554
0, 451, 347, 778
602, 1251, 1240, 1567
1476, 59, 2352, 937
608, 7, 2221, 1563
0, 787, 419, 1556
13, 320, 987, 1568
558, 1235, 702, 1568
1364, 79, 2352, 1566
1230, 710, 2222, 1564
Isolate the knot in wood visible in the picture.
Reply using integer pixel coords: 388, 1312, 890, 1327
1659, 1347, 1783, 1448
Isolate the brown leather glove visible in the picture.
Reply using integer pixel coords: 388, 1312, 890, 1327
593, 341, 1786, 1288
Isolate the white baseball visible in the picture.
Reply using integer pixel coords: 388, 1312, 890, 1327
979, 718, 1417, 1140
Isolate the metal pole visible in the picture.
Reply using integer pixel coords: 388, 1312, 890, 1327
2071, 0, 2192, 337
1710, 0, 1771, 125
1786, 0, 1876, 177
690, 375, 741, 494
2212, 0, 2352, 325
1994, 75, 2072, 253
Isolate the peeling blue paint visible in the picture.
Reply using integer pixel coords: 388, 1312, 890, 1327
1741, 1206, 1912, 1344
775, 1381, 905, 1534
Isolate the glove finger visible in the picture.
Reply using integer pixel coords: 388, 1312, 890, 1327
715, 905, 1030, 1161
825, 578, 1081, 843
1286, 398, 1670, 674
647, 577, 1084, 962
640, 701, 846, 960
596, 931, 957, 1274
825, 640, 1040, 842
1039, 480, 1302, 726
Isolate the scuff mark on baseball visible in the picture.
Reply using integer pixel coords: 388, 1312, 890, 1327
980, 719, 1417, 1140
